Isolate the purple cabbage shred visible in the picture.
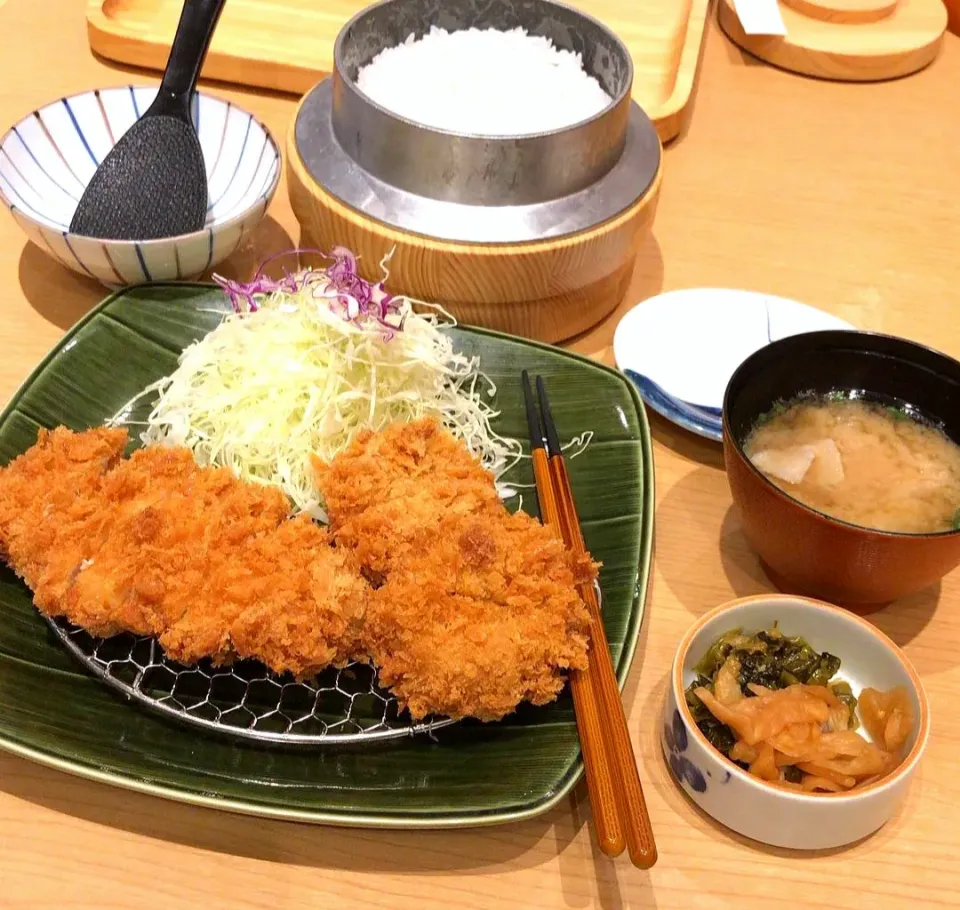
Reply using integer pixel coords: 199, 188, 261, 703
213, 247, 403, 339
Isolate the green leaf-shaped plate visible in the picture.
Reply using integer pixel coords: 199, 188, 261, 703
0, 284, 653, 827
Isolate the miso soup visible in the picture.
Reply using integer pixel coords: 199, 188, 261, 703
743, 396, 960, 534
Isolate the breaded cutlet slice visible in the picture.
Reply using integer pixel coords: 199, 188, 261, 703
62, 445, 290, 644
0, 428, 369, 679
62, 445, 369, 676
0, 426, 128, 598
314, 417, 502, 578
364, 509, 593, 721
195, 515, 369, 677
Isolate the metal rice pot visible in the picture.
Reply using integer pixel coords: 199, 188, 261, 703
333, 0, 633, 207
294, 0, 660, 244
287, 0, 663, 342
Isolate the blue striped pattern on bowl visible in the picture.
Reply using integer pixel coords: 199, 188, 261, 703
0, 86, 281, 286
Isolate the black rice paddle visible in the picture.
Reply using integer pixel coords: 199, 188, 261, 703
69, 0, 227, 240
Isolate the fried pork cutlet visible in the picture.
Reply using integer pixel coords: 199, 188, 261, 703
314, 417, 502, 579
61, 444, 290, 644
367, 511, 592, 721
1, 420, 594, 723
0, 426, 128, 602
317, 417, 595, 721
0, 427, 368, 678
179, 514, 367, 675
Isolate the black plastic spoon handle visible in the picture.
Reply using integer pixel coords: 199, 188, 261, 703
152, 0, 228, 116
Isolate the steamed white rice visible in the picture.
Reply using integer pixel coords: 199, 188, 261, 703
356, 26, 612, 136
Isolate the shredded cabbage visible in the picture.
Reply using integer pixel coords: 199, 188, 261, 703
111, 249, 522, 520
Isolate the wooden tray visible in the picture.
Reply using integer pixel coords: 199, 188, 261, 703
718, 0, 947, 81
86, 0, 711, 143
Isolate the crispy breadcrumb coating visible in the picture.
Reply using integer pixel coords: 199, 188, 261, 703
366, 511, 592, 720
317, 418, 594, 721
315, 416, 502, 579
0, 419, 594, 722
0, 428, 367, 678
0, 426, 127, 604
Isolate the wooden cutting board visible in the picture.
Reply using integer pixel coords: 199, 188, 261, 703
86, 0, 711, 142
718, 0, 947, 81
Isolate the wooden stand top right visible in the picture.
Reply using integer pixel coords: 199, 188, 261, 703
718, 0, 948, 81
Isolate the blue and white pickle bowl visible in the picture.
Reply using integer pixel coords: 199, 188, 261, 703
0, 86, 281, 287
662, 594, 929, 850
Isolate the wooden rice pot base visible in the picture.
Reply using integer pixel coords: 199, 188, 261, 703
718, 0, 947, 81
286, 128, 662, 345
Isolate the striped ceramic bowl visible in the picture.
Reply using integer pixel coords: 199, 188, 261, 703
0, 86, 281, 287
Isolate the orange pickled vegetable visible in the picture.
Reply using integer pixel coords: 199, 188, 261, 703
824, 701, 851, 733
695, 681, 913, 794
749, 743, 780, 781
695, 688, 748, 738
803, 685, 843, 707
795, 762, 857, 788
686, 625, 914, 794
749, 689, 830, 744
860, 686, 914, 752
770, 722, 822, 760
802, 775, 847, 793
730, 741, 759, 764
818, 730, 870, 757
714, 656, 743, 706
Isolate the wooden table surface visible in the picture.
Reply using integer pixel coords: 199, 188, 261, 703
1, 1, 959, 907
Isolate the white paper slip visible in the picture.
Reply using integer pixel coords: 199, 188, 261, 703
732, 0, 788, 35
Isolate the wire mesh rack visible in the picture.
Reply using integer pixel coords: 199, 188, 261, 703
46, 617, 457, 746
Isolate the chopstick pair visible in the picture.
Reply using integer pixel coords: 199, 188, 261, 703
522, 371, 658, 870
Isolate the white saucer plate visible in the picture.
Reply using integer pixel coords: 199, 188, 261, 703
613, 289, 856, 441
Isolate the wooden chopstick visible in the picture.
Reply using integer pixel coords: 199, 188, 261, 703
536, 375, 659, 871
522, 372, 625, 859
